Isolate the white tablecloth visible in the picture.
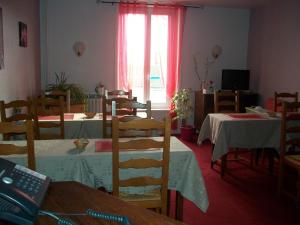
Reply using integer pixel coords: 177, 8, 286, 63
197, 113, 281, 161
3, 136, 209, 213
39, 112, 148, 139
38, 113, 103, 139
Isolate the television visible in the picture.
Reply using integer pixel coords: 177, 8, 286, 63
221, 69, 250, 91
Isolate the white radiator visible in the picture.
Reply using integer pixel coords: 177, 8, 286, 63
86, 94, 102, 113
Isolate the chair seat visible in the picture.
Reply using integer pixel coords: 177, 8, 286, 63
120, 188, 161, 201
119, 188, 162, 209
285, 155, 300, 167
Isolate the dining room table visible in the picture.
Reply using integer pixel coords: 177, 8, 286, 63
2, 136, 209, 219
197, 112, 281, 162
38, 112, 148, 139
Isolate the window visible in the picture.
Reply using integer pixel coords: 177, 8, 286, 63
117, 3, 185, 109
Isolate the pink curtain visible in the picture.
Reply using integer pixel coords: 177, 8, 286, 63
153, 5, 186, 103
117, 3, 148, 91
117, 4, 186, 105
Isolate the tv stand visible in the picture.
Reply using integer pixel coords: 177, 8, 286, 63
194, 91, 259, 130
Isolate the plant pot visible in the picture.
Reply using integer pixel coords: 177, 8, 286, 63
180, 126, 195, 142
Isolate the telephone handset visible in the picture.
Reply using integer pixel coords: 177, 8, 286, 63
0, 158, 51, 225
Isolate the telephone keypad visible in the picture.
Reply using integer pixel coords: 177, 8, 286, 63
9, 168, 45, 198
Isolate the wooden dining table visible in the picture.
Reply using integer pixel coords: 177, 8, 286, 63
3, 136, 209, 220
0, 181, 186, 225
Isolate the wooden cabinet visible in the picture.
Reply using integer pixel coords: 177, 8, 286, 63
194, 91, 259, 130
194, 91, 214, 130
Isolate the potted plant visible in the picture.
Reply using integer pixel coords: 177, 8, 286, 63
46, 72, 87, 112
171, 88, 194, 141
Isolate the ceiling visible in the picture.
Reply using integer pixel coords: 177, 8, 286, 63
110, 0, 272, 9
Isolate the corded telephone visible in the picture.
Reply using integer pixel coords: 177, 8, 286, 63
0, 158, 131, 225
0, 158, 51, 225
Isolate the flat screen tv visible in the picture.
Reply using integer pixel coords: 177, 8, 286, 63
221, 69, 250, 91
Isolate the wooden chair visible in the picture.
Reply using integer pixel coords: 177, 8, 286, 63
33, 96, 65, 140
274, 92, 298, 112
0, 99, 33, 140
102, 97, 140, 138
44, 89, 71, 113
213, 90, 255, 177
118, 115, 154, 137
112, 116, 171, 215
214, 90, 240, 113
0, 120, 36, 170
107, 89, 132, 99
278, 101, 300, 205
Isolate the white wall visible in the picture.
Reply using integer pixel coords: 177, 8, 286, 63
181, 7, 250, 91
0, 0, 40, 102
248, 0, 300, 104
42, 0, 250, 94
41, 0, 117, 93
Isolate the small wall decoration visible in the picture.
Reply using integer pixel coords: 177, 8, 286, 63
18, 21, 27, 47
0, 7, 4, 69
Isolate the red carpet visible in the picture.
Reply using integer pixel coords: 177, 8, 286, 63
170, 138, 300, 225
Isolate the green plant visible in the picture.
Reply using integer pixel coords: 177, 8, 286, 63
46, 72, 87, 104
172, 88, 193, 126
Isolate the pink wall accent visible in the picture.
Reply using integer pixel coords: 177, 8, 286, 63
0, 0, 40, 102
248, 0, 300, 104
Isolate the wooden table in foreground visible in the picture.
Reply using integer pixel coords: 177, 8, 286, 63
46, 182, 187, 225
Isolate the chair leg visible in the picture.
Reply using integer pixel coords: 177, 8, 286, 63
267, 149, 276, 174
296, 171, 300, 208
277, 162, 284, 197
221, 154, 227, 178
255, 148, 262, 165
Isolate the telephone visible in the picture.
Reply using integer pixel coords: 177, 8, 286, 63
0, 158, 51, 225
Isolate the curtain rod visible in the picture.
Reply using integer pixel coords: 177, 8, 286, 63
98, 0, 204, 9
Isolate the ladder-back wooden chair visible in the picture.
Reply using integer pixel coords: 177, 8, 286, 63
112, 116, 171, 215
117, 101, 152, 137
0, 99, 33, 140
33, 96, 65, 140
0, 120, 36, 170
214, 90, 240, 113
102, 97, 139, 138
107, 89, 132, 99
213, 90, 253, 177
278, 101, 300, 205
44, 89, 71, 113
274, 92, 298, 112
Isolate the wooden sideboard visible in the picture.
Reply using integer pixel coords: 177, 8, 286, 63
194, 91, 259, 130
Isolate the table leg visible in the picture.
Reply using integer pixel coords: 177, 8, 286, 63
175, 191, 183, 221
211, 144, 215, 168
167, 190, 171, 216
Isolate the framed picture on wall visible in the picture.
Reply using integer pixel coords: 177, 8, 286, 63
0, 7, 4, 69
18, 21, 27, 47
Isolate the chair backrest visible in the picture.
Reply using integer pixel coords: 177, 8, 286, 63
118, 115, 154, 137
102, 97, 139, 138
214, 90, 240, 113
0, 99, 33, 140
117, 99, 151, 119
107, 89, 132, 99
274, 92, 298, 112
33, 96, 65, 140
0, 120, 35, 170
279, 101, 300, 161
112, 116, 171, 215
44, 89, 71, 113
